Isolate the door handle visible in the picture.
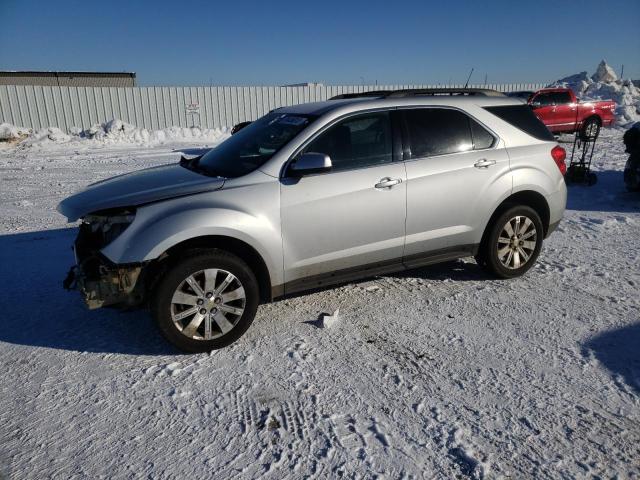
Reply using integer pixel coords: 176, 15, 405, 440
474, 159, 496, 168
375, 177, 402, 189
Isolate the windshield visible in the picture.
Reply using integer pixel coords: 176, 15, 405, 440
196, 112, 316, 177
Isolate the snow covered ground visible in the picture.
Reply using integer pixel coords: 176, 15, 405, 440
0, 128, 639, 479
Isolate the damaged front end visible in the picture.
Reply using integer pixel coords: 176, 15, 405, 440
63, 208, 146, 309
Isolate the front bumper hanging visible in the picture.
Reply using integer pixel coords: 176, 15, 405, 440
63, 256, 143, 310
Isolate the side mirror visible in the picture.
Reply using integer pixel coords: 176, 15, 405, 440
289, 152, 332, 176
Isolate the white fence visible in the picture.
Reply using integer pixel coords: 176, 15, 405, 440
0, 83, 547, 132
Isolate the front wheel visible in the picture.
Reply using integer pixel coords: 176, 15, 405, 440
151, 251, 259, 352
479, 206, 544, 279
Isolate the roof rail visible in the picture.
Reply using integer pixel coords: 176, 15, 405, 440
329, 90, 393, 100
329, 88, 505, 100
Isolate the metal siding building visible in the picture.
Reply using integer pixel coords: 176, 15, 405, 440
0, 71, 136, 87
0, 83, 549, 131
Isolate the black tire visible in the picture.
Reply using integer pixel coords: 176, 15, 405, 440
479, 205, 544, 279
579, 116, 601, 141
151, 250, 259, 353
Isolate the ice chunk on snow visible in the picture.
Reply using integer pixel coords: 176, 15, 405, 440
592, 60, 618, 83
320, 308, 340, 328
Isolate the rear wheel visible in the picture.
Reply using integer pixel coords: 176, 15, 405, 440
479, 206, 544, 279
151, 251, 259, 352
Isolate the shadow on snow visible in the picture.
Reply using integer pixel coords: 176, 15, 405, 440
566, 170, 640, 213
0, 228, 491, 354
583, 322, 640, 395
0, 228, 177, 355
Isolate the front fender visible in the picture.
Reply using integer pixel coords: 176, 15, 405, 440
101, 184, 283, 287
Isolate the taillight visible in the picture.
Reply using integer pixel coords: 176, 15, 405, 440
551, 145, 567, 175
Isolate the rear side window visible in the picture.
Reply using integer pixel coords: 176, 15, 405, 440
484, 105, 554, 141
402, 108, 473, 158
551, 91, 572, 104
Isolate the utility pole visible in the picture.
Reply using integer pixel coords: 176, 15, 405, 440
620, 64, 624, 79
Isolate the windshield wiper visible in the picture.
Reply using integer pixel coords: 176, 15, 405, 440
179, 155, 225, 178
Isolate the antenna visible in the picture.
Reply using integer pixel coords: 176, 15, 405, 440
464, 68, 474, 88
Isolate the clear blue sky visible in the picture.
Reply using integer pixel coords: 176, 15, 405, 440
1, 0, 639, 86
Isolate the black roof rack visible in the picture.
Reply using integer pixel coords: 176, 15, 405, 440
329, 88, 505, 100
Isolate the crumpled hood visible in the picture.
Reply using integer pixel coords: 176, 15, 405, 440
57, 163, 225, 221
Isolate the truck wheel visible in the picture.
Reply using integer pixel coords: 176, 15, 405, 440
479, 206, 544, 279
151, 250, 259, 352
579, 117, 601, 141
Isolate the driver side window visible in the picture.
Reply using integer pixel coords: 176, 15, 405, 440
303, 111, 392, 172
533, 93, 554, 106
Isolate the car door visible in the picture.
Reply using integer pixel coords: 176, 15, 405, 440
550, 91, 577, 130
400, 107, 511, 267
530, 92, 558, 131
280, 110, 407, 291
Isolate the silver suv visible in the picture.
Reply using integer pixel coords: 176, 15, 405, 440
58, 89, 567, 352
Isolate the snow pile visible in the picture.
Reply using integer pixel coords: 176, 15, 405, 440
551, 60, 640, 125
0, 122, 30, 141
20, 127, 71, 145
80, 119, 229, 145
2, 119, 229, 149
592, 60, 618, 83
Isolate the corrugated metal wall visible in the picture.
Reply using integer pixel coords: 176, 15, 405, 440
0, 83, 547, 131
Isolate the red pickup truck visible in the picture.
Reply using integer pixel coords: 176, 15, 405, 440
526, 87, 616, 139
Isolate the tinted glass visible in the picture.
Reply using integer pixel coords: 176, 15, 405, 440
304, 112, 392, 171
403, 108, 473, 158
470, 119, 495, 149
533, 93, 553, 106
198, 112, 315, 177
552, 91, 572, 104
484, 105, 555, 141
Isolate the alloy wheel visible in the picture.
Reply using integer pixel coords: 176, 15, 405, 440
170, 268, 246, 340
496, 216, 538, 270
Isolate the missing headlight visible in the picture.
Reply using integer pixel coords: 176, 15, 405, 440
77, 208, 136, 257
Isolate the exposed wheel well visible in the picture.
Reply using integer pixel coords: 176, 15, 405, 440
153, 236, 273, 303
480, 191, 550, 250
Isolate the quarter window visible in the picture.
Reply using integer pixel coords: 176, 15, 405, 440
470, 118, 496, 150
402, 108, 474, 158
303, 112, 392, 171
